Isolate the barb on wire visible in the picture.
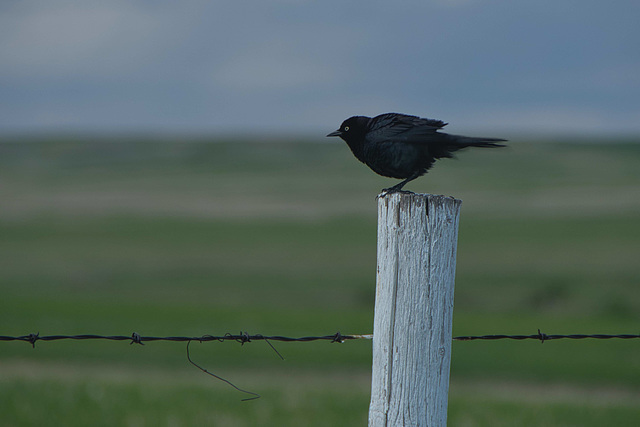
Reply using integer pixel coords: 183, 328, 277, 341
130, 332, 144, 345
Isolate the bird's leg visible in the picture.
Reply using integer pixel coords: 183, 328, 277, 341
380, 173, 419, 195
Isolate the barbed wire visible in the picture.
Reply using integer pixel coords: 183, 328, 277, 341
2, 330, 638, 400
0, 331, 371, 401
453, 329, 640, 343
0, 331, 373, 348
2, 330, 639, 347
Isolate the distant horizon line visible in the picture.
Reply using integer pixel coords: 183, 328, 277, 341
1, 129, 639, 144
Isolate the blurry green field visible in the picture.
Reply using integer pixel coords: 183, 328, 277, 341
1, 136, 639, 425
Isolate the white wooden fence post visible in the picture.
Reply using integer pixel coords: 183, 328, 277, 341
369, 192, 461, 427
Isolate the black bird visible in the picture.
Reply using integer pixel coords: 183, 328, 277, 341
327, 113, 506, 193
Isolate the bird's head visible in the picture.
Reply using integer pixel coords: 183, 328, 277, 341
326, 116, 369, 142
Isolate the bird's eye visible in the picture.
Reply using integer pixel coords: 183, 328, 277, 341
344, 126, 350, 131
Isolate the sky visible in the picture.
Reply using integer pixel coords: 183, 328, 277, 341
1, 1, 639, 137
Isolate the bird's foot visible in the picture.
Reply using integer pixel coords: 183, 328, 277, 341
378, 186, 415, 198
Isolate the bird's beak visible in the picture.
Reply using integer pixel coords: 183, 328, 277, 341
326, 130, 342, 137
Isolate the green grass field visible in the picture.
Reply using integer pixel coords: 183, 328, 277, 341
1, 136, 639, 425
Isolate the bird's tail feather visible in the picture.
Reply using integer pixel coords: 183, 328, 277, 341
449, 135, 507, 148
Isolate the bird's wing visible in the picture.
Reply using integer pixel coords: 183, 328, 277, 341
366, 113, 448, 143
